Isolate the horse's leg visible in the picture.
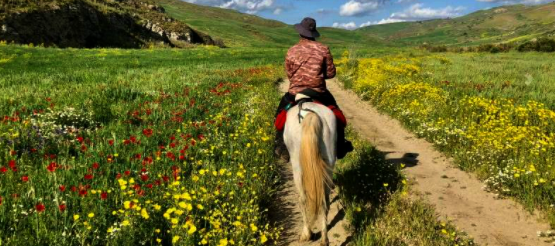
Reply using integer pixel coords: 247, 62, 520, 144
299, 194, 312, 242
319, 188, 330, 246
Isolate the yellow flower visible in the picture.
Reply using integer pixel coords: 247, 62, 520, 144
88, 213, 94, 218
156, 238, 162, 244
73, 214, 80, 221
188, 224, 197, 234
141, 208, 150, 219
124, 201, 131, 209
171, 218, 179, 225
261, 234, 268, 243
122, 220, 130, 226
172, 236, 180, 244
219, 238, 228, 246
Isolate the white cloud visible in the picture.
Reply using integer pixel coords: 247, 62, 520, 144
332, 21, 358, 30
184, 0, 277, 14
359, 3, 465, 27
391, 3, 465, 20
273, 7, 282, 15
359, 18, 404, 27
339, 0, 380, 16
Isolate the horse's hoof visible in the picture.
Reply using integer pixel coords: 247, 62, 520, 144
299, 231, 312, 242
319, 239, 329, 246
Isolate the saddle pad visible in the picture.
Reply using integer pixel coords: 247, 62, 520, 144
274, 105, 347, 131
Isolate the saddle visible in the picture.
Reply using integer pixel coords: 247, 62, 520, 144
274, 93, 347, 131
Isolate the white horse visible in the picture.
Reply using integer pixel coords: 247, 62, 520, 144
284, 94, 337, 246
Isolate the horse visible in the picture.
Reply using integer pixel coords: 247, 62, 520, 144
283, 94, 337, 246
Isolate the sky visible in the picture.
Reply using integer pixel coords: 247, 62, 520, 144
182, 0, 555, 29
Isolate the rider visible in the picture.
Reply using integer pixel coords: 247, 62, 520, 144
275, 17, 354, 160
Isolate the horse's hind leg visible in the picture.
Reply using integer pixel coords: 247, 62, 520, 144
319, 191, 330, 246
299, 195, 312, 242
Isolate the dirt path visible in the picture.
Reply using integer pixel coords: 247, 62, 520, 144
270, 82, 351, 246
275, 79, 551, 246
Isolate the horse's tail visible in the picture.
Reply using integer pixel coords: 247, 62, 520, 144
300, 112, 332, 225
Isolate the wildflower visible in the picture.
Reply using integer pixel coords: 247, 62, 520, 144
46, 162, 58, 172
141, 208, 149, 219
122, 220, 130, 226
84, 174, 94, 180
59, 204, 66, 212
101, 192, 108, 200
0, 196, 2, 206
261, 234, 268, 243
142, 128, 154, 137
172, 236, 180, 243
219, 238, 228, 246
21, 176, 29, 182
156, 239, 162, 244
59, 185, 66, 192
73, 214, 80, 221
88, 213, 95, 218
35, 203, 45, 213
0, 166, 6, 173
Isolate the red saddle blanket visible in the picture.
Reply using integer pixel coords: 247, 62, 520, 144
275, 104, 347, 131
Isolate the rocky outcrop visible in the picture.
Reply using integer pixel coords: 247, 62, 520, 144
0, 0, 222, 48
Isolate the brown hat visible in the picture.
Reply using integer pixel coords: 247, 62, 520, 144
294, 17, 320, 38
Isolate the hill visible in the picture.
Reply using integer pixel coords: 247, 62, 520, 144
0, 0, 218, 48
357, 2, 555, 46
156, 0, 381, 48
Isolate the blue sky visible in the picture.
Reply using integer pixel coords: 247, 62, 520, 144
183, 0, 554, 29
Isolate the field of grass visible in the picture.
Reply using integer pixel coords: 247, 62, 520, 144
338, 50, 555, 227
0, 43, 482, 245
0, 44, 286, 245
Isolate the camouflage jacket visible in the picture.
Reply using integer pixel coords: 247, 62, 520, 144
285, 38, 336, 95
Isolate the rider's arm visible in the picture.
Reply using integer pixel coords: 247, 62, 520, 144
324, 47, 336, 79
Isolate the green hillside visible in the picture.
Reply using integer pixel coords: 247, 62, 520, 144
157, 0, 381, 48
357, 1, 555, 46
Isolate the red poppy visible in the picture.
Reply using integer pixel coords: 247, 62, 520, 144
108, 139, 114, 146
0, 196, 2, 205
81, 145, 88, 152
36, 203, 45, 213
71, 186, 78, 192
100, 192, 108, 200
124, 170, 131, 176
76, 136, 84, 143
142, 128, 153, 137
0, 166, 7, 173
92, 163, 99, 169
59, 185, 66, 192
8, 160, 16, 168
116, 173, 122, 179
84, 174, 94, 180
10, 150, 16, 156
21, 176, 29, 182
130, 136, 137, 143
46, 162, 57, 172
79, 189, 88, 197
141, 174, 149, 182
58, 204, 66, 212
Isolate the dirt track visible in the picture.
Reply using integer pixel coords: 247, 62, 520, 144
275, 79, 551, 246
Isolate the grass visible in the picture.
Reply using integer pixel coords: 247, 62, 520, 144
336, 129, 475, 245
421, 52, 555, 108
337, 50, 555, 231
0, 43, 484, 245
0, 44, 286, 245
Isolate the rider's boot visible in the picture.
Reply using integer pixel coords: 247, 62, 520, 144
274, 131, 290, 162
337, 125, 353, 159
